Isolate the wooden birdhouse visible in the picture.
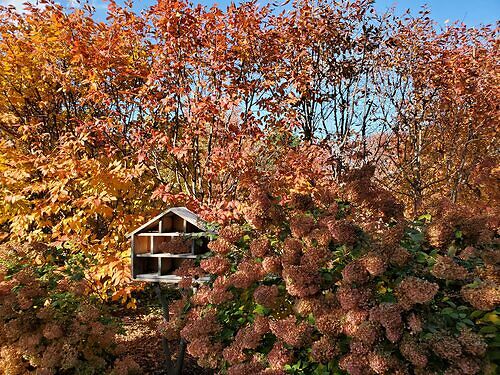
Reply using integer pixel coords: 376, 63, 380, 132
126, 207, 213, 283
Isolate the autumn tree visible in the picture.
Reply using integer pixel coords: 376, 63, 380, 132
373, 11, 499, 215
0, 2, 152, 305
0, 0, 497, 315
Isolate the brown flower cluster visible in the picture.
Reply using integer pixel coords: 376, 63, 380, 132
209, 278, 234, 305
208, 238, 233, 255
342, 260, 370, 285
327, 220, 358, 246
267, 341, 294, 370
369, 303, 403, 343
219, 225, 245, 244
289, 214, 315, 238
262, 256, 281, 274
182, 309, 223, 368
223, 316, 269, 365
461, 281, 500, 311
458, 329, 487, 357
431, 255, 469, 280
429, 334, 463, 361
227, 260, 263, 289
253, 285, 280, 309
311, 336, 339, 363
250, 237, 271, 258
427, 199, 496, 248
173, 259, 204, 278
360, 253, 387, 277
315, 309, 342, 335
269, 316, 313, 348
396, 276, 439, 309
301, 246, 331, 269
201, 255, 231, 275
158, 236, 193, 254
304, 227, 332, 247
400, 335, 428, 368
227, 360, 265, 375
389, 246, 413, 267
181, 308, 220, 342
243, 186, 274, 230
282, 264, 320, 297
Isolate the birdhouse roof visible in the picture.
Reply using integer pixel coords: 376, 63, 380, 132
125, 207, 208, 238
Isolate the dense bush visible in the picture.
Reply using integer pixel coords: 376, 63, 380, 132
169, 172, 499, 374
0, 242, 140, 375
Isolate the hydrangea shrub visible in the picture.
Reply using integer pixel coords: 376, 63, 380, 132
0, 243, 140, 375
171, 174, 499, 374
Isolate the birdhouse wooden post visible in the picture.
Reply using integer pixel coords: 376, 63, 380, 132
126, 207, 212, 284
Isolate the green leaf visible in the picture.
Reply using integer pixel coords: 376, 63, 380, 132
253, 304, 270, 316
470, 310, 484, 319
418, 213, 432, 222
416, 252, 427, 263
446, 301, 457, 308
479, 326, 497, 334
441, 307, 454, 315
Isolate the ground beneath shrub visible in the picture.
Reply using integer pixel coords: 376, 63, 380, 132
116, 307, 214, 375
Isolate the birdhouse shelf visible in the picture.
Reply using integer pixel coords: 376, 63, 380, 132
127, 207, 214, 284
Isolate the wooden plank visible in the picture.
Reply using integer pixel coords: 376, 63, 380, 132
131, 235, 136, 278
134, 274, 211, 283
136, 232, 210, 237
136, 253, 204, 259
161, 216, 172, 232
134, 235, 151, 254
173, 215, 185, 232
135, 273, 164, 282
160, 258, 172, 274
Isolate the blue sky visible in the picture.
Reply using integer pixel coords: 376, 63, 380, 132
1, 0, 498, 26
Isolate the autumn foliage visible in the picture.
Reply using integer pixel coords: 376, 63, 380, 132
0, 0, 498, 374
